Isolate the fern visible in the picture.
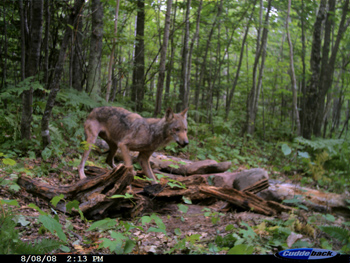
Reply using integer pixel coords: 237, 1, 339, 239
295, 137, 344, 155
11, 239, 62, 254
318, 226, 350, 243
0, 211, 62, 254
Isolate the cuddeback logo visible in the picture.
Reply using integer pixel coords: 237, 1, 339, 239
276, 248, 339, 260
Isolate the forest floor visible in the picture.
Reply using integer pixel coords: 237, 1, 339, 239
1, 152, 349, 254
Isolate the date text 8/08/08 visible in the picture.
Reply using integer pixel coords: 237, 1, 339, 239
20, 255, 104, 263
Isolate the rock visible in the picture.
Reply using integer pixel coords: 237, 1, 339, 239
233, 168, 269, 191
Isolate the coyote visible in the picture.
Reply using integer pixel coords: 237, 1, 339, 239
78, 106, 189, 184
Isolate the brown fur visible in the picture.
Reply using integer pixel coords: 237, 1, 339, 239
78, 107, 188, 183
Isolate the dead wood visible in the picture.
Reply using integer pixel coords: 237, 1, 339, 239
133, 174, 209, 200
199, 185, 292, 216
17, 164, 134, 219
17, 164, 303, 219
153, 158, 232, 176
259, 183, 350, 217
112, 151, 232, 176
242, 178, 269, 194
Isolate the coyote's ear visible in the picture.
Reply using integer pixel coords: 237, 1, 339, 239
180, 108, 188, 119
165, 107, 174, 122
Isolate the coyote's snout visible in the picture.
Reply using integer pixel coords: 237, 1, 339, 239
78, 107, 189, 184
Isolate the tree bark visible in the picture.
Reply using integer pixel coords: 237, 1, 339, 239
154, 0, 173, 116
41, 0, 85, 148
163, 0, 178, 108
286, 0, 301, 136
72, 8, 83, 92
243, 0, 272, 136
193, 2, 222, 121
43, 0, 51, 87
20, 0, 43, 141
225, 1, 256, 119
301, 0, 350, 138
106, 0, 120, 102
176, 0, 191, 112
186, 0, 202, 106
87, 0, 103, 96
1, 4, 8, 92
131, 0, 145, 112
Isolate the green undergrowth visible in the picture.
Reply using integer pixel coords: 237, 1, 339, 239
1, 87, 350, 254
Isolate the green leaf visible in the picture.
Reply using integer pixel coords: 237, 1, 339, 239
41, 147, 52, 160
51, 194, 65, 207
38, 215, 67, 242
2, 158, 16, 166
66, 200, 80, 213
141, 215, 152, 225
123, 239, 136, 254
182, 196, 192, 204
15, 215, 31, 226
322, 214, 335, 222
174, 228, 182, 236
225, 224, 235, 231
298, 151, 310, 159
178, 204, 188, 213
281, 144, 292, 156
0, 199, 19, 207
110, 193, 133, 199
147, 227, 166, 234
86, 218, 117, 231
227, 244, 254, 254
60, 245, 71, 252
28, 203, 47, 215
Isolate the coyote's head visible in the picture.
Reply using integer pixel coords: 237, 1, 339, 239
165, 108, 189, 148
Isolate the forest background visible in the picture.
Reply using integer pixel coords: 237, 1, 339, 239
1, 0, 350, 254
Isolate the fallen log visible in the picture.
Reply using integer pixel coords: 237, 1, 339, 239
242, 178, 269, 194
199, 185, 292, 216
17, 165, 291, 219
152, 158, 232, 176
17, 164, 134, 219
110, 150, 232, 176
259, 182, 350, 217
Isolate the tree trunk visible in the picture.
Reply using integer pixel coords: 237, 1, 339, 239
1, 4, 8, 92
106, 0, 120, 102
286, 0, 301, 136
41, 0, 85, 148
176, 0, 191, 112
315, 0, 350, 136
186, 0, 202, 105
43, 0, 51, 87
87, 0, 103, 96
72, 9, 83, 92
300, 0, 326, 139
243, 0, 272, 136
164, 0, 178, 108
131, 0, 145, 112
225, 1, 256, 119
194, 1, 222, 121
301, 0, 350, 138
20, 0, 43, 141
299, 0, 307, 135
154, 0, 173, 116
